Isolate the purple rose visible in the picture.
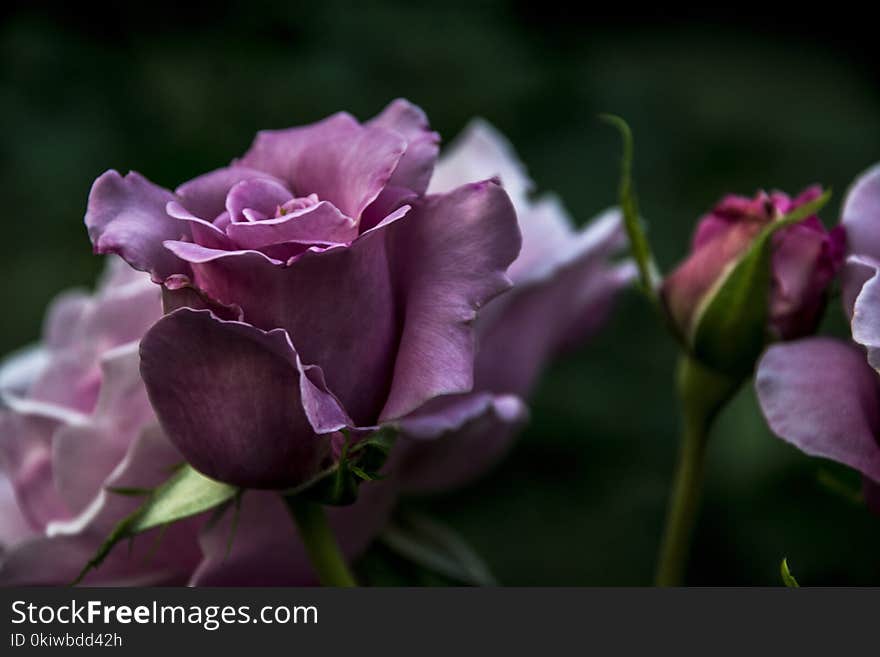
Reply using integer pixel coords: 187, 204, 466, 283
756, 164, 880, 508
662, 187, 845, 343
85, 100, 521, 490
393, 120, 635, 491
0, 259, 397, 585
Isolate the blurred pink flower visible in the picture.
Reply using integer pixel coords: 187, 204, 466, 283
395, 120, 636, 491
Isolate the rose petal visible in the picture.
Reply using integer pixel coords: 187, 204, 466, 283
428, 118, 533, 205
175, 166, 285, 221
0, 345, 49, 397
85, 170, 188, 282
139, 308, 347, 488
396, 393, 527, 492
380, 180, 521, 420
661, 218, 765, 337
1, 426, 202, 585
842, 163, 880, 317
851, 256, 880, 369
0, 472, 34, 548
0, 404, 78, 529
166, 201, 233, 250
363, 99, 440, 230
225, 178, 294, 223
226, 201, 358, 249
52, 343, 155, 516
756, 338, 880, 481
238, 112, 406, 222
165, 209, 410, 426
770, 219, 845, 339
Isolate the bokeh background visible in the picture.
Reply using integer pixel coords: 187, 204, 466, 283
2, 2, 879, 585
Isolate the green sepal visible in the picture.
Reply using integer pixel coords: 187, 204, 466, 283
299, 426, 398, 506
689, 190, 832, 376
72, 465, 238, 585
600, 114, 660, 299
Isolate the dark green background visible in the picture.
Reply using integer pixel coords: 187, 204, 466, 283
2, 2, 879, 584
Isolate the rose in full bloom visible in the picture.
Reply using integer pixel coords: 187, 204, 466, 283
662, 188, 845, 345
85, 100, 521, 490
0, 259, 397, 585
756, 163, 880, 508
393, 120, 635, 491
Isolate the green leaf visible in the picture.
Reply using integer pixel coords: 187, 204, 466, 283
689, 189, 832, 376
73, 465, 238, 585
600, 114, 660, 298
780, 558, 800, 587
380, 512, 497, 586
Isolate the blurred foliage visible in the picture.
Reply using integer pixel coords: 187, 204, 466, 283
2, 1, 879, 584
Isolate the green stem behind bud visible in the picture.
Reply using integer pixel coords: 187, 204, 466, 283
654, 355, 741, 586
284, 496, 357, 587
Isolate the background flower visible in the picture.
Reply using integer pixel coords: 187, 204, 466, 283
395, 120, 635, 492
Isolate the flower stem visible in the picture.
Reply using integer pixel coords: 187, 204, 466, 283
284, 497, 356, 587
654, 355, 740, 586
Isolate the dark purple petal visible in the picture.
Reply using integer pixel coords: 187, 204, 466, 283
238, 112, 406, 222
756, 338, 880, 481
770, 219, 846, 339
139, 308, 346, 488
85, 170, 189, 282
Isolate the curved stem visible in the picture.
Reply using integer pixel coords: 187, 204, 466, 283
284, 497, 356, 587
654, 355, 740, 587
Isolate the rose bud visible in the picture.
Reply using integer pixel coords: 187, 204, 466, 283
757, 164, 880, 511
661, 187, 844, 375
0, 258, 397, 585
84, 100, 521, 491
392, 120, 635, 491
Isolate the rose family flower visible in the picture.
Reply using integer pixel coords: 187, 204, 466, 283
0, 259, 201, 583
757, 164, 880, 508
393, 120, 635, 491
662, 187, 845, 351
0, 259, 397, 585
85, 100, 521, 491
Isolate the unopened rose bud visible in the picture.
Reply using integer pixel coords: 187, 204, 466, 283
661, 187, 844, 374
